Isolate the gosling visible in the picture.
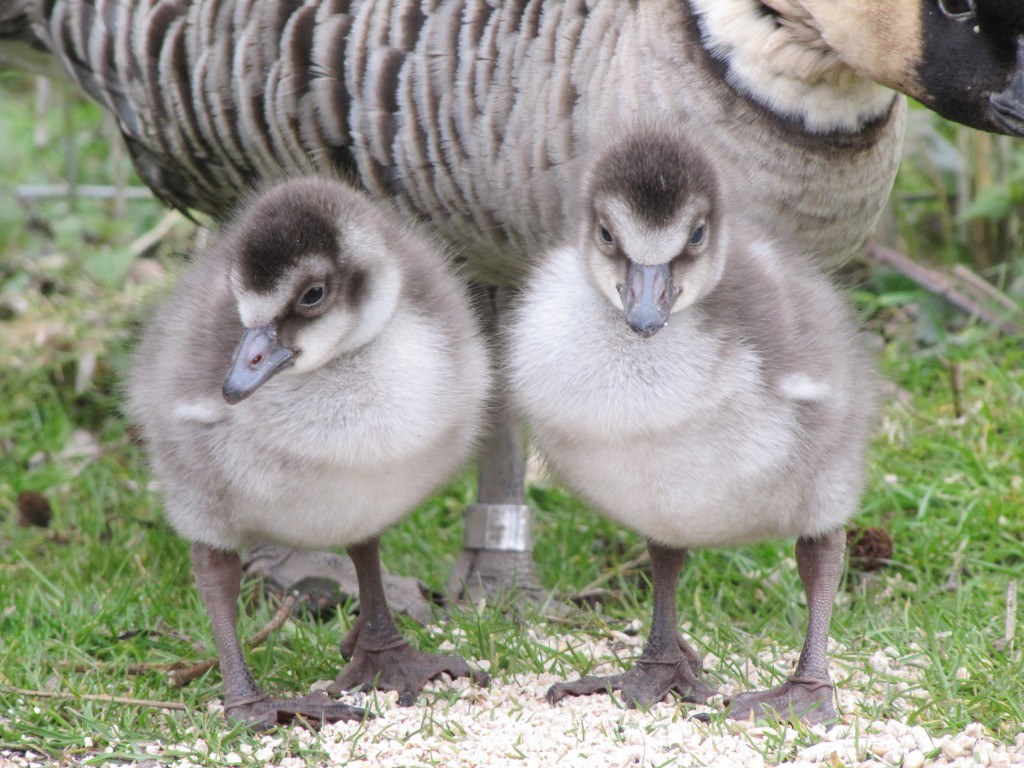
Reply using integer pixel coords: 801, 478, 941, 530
508, 127, 878, 724
128, 177, 491, 727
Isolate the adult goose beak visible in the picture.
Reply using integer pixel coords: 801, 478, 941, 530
990, 42, 1024, 135
618, 262, 681, 338
222, 325, 296, 404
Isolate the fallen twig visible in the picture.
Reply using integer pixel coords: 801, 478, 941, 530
168, 658, 218, 688
995, 579, 1018, 652
55, 595, 298, 689
944, 538, 969, 592
862, 242, 1020, 335
4, 687, 188, 712
126, 209, 189, 260
567, 549, 651, 606
57, 661, 188, 675
951, 264, 1021, 314
246, 594, 297, 644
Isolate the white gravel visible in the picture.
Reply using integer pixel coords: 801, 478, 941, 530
3, 630, 1022, 767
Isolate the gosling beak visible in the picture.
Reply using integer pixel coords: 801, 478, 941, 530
617, 262, 681, 338
222, 325, 296, 404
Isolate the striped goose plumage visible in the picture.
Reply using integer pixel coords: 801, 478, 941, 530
7, 0, 1022, 284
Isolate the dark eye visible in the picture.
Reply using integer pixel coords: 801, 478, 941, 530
938, 0, 975, 20
298, 284, 325, 307
689, 223, 706, 246
599, 226, 614, 246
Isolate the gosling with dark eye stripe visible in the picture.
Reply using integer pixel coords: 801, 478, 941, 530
509, 128, 879, 725
127, 177, 491, 728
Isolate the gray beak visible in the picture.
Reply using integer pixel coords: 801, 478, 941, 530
617, 262, 681, 338
222, 325, 296, 404
991, 42, 1024, 135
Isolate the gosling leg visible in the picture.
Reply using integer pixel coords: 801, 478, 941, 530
329, 538, 489, 706
547, 540, 715, 707
190, 542, 365, 728
725, 528, 845, 725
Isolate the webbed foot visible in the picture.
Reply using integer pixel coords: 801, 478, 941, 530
547, 650, 715, 708
549, 543, 716, 709
725, 675, 836, 724
328, 634, 489, 706
225, 690, 367, 729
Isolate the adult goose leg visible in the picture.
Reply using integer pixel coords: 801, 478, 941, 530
547, 541, 715, 707
329, 538, 489, 706
190, 543, 365, 728
448, 286, 547, 606
726, 529, 845, 725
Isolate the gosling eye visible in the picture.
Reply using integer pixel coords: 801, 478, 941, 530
689, 222, 706, 246
938, 0, 975, 20
298, 284, 326, 308
598, 225, 614, 246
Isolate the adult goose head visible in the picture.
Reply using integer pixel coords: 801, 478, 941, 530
693, 0, 1024, 135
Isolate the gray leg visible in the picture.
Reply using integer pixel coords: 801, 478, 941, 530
726, 528, 845, 724
190, 542, 365, 728
447, 285, 549, 606
329, 538, 489, 706
547, 541, 715, 707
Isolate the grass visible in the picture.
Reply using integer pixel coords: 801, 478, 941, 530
1, 70, 1023, 765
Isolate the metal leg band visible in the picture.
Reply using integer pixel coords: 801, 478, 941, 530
463, 504, 534, 552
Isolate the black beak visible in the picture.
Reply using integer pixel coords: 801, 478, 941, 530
222, 325, 296, 404
617, 262, 681, 338
990, 37, 1024, 135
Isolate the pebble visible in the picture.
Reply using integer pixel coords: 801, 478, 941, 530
2, 635, 1022, 767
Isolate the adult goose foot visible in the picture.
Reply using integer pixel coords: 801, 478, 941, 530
448, 546, 554, 608
243, 542, 438, 625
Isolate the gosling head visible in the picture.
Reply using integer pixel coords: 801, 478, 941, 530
221, 179, 403, 404
581, 130, 726, 338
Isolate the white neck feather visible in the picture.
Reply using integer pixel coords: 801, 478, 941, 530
689, 0, 896, 132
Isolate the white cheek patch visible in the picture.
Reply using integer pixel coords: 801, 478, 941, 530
290, 306, 354, 373
673, 245, 726, 313
586, 248, 627, 311
605, 198, 692, 267
779, 373, 831, 403
342, 262, 403, 351
690, 0, 895, 132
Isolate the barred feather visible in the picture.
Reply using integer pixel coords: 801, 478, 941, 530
4, 0, 906, 283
